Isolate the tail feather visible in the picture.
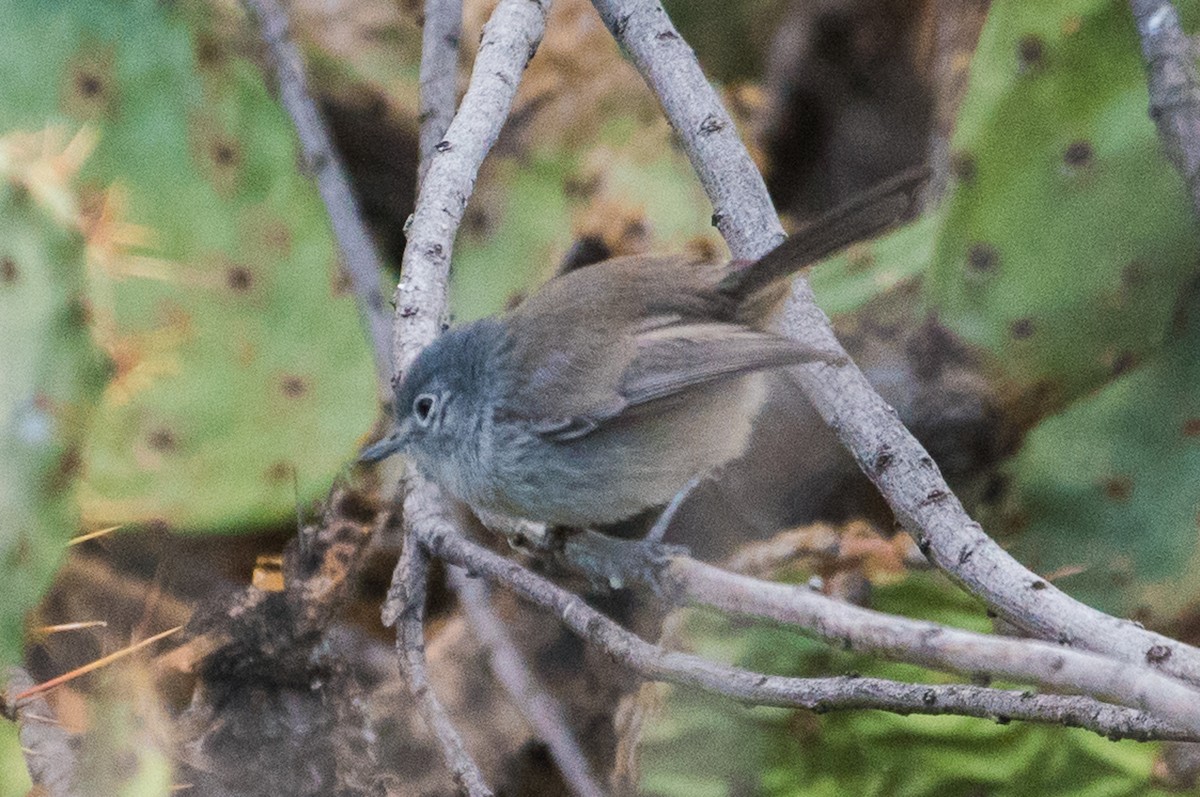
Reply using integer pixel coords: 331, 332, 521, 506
718, 165, 930, 302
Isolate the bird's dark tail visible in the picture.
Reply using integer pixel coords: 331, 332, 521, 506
717, 165, 930, 302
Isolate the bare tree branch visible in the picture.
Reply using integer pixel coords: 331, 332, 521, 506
393, 1, 477, 783
589, 0, 1200, 688
410, 517, 1195, 742
452, 570, 607, 797
242, 0, 394, 389
411, 1, 603, 793
418, 0, 464, 185
1131, 0, 1200, 214
664, 556, 1200, 735
384, 494, 493, 797
386, 1, 553, 794
391, 0, 552, 367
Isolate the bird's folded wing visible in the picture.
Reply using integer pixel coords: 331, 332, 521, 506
621, 323, 840, 407
531, 323, 841, 441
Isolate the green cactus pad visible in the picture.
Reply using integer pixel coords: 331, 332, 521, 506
0, 721, 31, 796
997, 288, 1200, 618
0, 0, 378, 532
924, 0, 1200, 410
0, 131, 110, 667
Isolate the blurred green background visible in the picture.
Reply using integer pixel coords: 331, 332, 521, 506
3, 0, 1200, 793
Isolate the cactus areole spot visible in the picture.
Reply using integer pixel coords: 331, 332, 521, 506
1063, 140, 1094, 167
1017, 34, 1046, 72
279, 375, 309, 398
226, 266, 253, 292
147, 428, 177, 453
76, 72, 103, 97
1010, 317, 1035, 339
1102, 475, 1133, 502
951, 152, 977, 184
967, 242, 999, 271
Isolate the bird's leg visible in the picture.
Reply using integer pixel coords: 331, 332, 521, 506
645, 476, 702, 544
561, 480, 701, 593
479, 478, 702, 593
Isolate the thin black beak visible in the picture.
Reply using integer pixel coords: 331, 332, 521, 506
359, 432, 405, 463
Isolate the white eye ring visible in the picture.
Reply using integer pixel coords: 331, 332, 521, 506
413, 393, 438, 426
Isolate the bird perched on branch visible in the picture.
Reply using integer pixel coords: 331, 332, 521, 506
362, 168, 925, 535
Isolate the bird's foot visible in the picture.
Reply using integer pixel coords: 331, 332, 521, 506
474, 509, 556, 554
562, 530, 687, 594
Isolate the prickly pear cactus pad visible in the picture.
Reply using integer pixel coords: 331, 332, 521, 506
924, 0, 1200, 411
0, 129, 110, 667
0, 0, 377, 532
799, 0, 1200, 619
995, 291, 1200, 618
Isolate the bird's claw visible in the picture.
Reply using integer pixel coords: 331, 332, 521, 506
562, 530, 687, 595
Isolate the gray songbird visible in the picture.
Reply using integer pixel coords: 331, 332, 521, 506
361, 169, 924, 529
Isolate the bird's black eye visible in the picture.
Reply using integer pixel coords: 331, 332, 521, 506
413, 393, 438, 426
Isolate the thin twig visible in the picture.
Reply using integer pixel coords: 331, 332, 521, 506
413, 518, 1194, 742
590, 0, 1200, 688
921, 0, 990, 207
663, 556, 1200, 736
385, 497, 493, 797
452, 570, 607, 797
391, 0, 552, 367
414, 4, 601, 791
386, 3, 554, 794
242, 0, 395, 389
403, 5, 490, 787
1131, 0, 1200, 214
418, 0, 464, 186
